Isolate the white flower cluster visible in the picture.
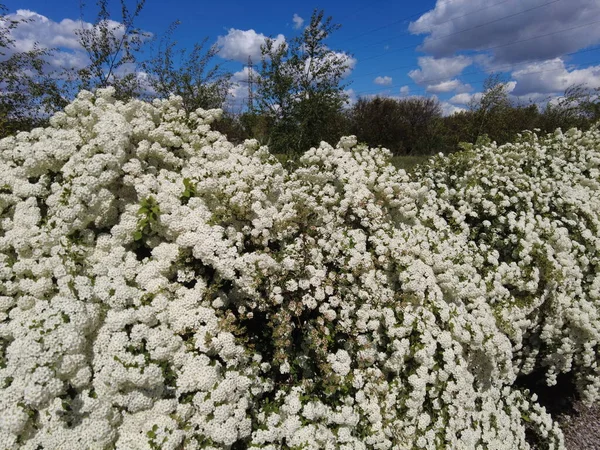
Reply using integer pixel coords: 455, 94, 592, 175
0, 87, 596, 449
421, 127, 600, 404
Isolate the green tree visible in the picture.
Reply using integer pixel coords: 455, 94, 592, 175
469, 73, 513, 143
580, 86, 600, 122
141, 21, 232, 112
0, 5, 67, 137
256, 9, 351, 154
66, 0, 150, 101
349, 96, 442, 155
396, 97, 443, 154
540, 84, 598, 132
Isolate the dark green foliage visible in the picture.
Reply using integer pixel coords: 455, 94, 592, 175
349, 75, 598, 157
212, 113, 254, 145
180, 178, 196, 205
348, 96, 442, 155
134, 196, 160, 241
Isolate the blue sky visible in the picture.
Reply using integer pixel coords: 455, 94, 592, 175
3, 0, 600, 115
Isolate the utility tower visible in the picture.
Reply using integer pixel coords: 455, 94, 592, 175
247, 55, 254, 112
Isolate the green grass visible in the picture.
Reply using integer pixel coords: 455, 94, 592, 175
272, 153, 302, 171
390, 155, 431, 172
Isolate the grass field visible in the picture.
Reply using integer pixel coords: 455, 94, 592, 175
390, 155, 431, 172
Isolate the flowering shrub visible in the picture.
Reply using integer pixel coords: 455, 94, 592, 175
420, 128, 600, 404
0, 88, 597, 449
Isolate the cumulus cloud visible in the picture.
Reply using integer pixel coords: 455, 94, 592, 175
440, 101, 466, 116
426, 79, 472, 94
6, 9, 88, 53
409, 55, 472, 85
292, 14, 304, 30
2, 9, 152, 72
217, 29, 285, 63
344, 88, 358, 106
503, 80, 517, 93
449, 92, 483, 105
323, 51, 356, 78
374, 76, 392, 86
400, 85, 410, 95
448, 80, 517, 106
409, 0, 600, 64
511, 58, 600, 95
225, 66, 251, 110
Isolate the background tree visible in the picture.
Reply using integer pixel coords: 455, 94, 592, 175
580, 86, 600, 122
396, 97, 443, 154
349, 97, 405, 153
256, 9, 351, 154
0, 5, 67, 137
141, 21, 232, 112
539, 84, 598, 132
67, 0, 150, 101
469, 73, 513, 143
348, 96, 442, 155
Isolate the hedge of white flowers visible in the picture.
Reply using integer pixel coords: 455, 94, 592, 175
0, 88, 597, 449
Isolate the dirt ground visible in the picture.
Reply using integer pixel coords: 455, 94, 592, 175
559, 401, 600, 450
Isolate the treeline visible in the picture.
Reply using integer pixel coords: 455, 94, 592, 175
1, 1, 599, 155
344, 81, 600, 155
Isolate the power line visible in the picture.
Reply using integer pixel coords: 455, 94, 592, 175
352, 0, 514, 52
337, 0, 463, 44
247, 55, 254, 111
358, 0, 560, 62
234, 23, 600, 94
335, 1, 385, 22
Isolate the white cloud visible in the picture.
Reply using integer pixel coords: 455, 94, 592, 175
504, 80, 517, 94
232, 65, 256, 83
7, 10, 86, 52
2, 9, 152, 72
292, 14, 304, 30
449, 92, 483, 105
440, 101, 466, 116
344, 88, 358, 107
326, 51, 357, 78
224, 66, 258, 111
300, 51, 356, 81
511, 58, 600, 95
409, 0, 600, 64
426, 79, 472, 93
374, 76, 392, 86
217, 29, 285, 63
448, 80, 516, 106
400, 85, 410, 95
409, 55, 472, 85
